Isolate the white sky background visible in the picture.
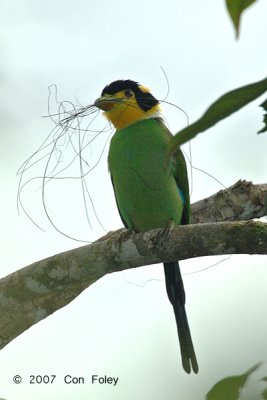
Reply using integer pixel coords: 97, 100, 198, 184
0, 1, 267, 399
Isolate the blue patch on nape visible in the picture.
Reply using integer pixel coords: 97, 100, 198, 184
178, 188, 185, 204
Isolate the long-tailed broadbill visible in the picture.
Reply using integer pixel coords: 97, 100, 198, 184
94, 80, 198, 374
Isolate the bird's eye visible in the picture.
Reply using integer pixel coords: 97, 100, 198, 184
124, 89, 134, 98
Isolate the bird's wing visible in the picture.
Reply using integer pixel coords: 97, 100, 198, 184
110, 175, 129, 229
157, 118, 190, 225
173, 148, 190, 225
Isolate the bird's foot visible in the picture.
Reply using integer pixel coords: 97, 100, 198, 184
161, 219, 175, 241
96, 228, 126, 242
150, 220, 175, 252
96, 228, 134, 243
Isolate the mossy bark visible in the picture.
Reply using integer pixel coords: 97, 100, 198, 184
0, 180, 266, 350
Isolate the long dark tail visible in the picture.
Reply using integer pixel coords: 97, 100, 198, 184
164, 261, 198, 374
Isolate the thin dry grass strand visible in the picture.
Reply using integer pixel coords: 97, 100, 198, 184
17, 85, 108, 239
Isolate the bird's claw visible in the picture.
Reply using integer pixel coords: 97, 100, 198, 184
161, 220, 175, 241
96, 228, 127, 242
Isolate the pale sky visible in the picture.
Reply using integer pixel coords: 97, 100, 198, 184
0, 1, 267, 399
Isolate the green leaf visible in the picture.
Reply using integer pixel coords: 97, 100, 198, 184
226, 0, 258, 38
258, 99, 267, 133
262, 387, 267, 400
168, 76, 267, 156
206, 363, 261, 400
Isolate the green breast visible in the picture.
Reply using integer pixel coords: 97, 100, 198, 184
108, 118, 183, 231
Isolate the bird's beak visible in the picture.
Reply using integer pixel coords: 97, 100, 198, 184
94, 95, 117, 111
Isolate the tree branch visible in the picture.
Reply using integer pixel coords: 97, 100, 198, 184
0, 180, 266, 350
191, 180, 267, 223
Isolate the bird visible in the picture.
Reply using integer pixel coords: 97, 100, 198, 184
94, 79, 198, 374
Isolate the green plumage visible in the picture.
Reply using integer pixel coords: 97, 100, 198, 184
108, 117, 198, 373
108, 118, 186, 229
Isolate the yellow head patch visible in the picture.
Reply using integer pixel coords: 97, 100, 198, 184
95, 80, 161, 130
103, 90, 160, 130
